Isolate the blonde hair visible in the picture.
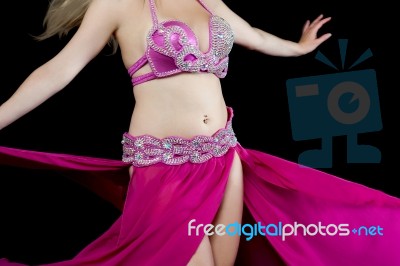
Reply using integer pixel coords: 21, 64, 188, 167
35, 0, 118, 54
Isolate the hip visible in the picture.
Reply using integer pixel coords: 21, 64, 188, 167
122, 106, 237, 167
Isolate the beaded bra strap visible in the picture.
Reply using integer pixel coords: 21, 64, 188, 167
149, 0, 159, 25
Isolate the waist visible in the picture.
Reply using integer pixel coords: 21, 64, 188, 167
129, 76, 227, 138
129, 104, 228, 138
122, 107, 237, 167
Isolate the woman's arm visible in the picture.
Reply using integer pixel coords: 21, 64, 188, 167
0, 0, 121, 130
206, 0, 331, 57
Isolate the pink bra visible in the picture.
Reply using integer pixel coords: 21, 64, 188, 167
127, 0, 234, 86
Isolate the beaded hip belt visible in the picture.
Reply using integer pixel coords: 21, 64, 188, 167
121, 117, 237, 167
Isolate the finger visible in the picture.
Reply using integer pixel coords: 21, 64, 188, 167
305, 33, 332, 54
310, 14, 324, 27
318, 17, 332, 26
316, 33, 332, 45
302, 20, 310, 33
312, 17, 332, 31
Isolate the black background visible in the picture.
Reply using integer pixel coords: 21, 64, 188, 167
0, 0, 392, 265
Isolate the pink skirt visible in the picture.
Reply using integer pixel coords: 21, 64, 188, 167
0, 107, 399, 266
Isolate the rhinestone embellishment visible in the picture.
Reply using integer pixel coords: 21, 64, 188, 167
122, 119, 237, 167
146, 16, 234, 78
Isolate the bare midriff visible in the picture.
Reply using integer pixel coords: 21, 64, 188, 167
128, 72, 228, 139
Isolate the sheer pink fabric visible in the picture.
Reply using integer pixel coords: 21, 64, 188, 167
0, 110, 399, 265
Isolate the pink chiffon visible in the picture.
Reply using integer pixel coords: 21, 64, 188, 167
0, 111, 399, 265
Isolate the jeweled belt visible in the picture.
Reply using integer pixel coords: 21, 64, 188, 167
121, 120, 237, 167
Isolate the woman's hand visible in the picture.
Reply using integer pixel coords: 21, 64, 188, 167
297, 14, 332, 55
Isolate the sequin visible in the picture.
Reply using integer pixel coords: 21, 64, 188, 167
122, 119, 237, 167
146, 15, 234, 78
128, 0, 235, 86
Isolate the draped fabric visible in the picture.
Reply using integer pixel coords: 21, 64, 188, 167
0, 123, 398, 266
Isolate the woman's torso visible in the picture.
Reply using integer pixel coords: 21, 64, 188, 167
114, 0, 230, 139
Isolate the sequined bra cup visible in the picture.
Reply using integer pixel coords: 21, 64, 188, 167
127, 0, 234, 86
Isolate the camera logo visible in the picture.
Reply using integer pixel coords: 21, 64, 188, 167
286, 39, 382, 168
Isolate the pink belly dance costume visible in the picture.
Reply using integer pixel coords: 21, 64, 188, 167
1, 0, 399, 265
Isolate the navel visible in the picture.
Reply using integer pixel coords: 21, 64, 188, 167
203, 115, 209, 124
